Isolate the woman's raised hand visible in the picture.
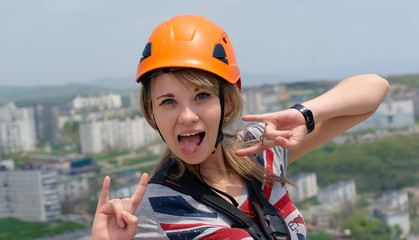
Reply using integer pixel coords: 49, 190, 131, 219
91, 173, 149, 240
236, 109, 308, 156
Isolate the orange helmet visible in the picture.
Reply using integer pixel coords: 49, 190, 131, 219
136, 15, 241, 90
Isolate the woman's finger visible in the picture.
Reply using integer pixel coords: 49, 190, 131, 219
263, 124, 291, 140
105, 199, 126, 228
235, 138, 276, 156
130, 173, 149, 212
97, 176, 110, 206
122, 210, 139, 238
275, 130, 305, 149
235, 144, 261, 157
275, 136, 296, 149
122, 211, 138, 231
122, 210, 138, 225
241, 114, 270, 123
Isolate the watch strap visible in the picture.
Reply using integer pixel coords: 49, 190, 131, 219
290, 103, 315, 134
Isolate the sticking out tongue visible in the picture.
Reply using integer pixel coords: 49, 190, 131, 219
179, 133, 203, 155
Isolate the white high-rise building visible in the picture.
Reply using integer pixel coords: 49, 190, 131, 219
317, 179, 357, 208
349, 99, 415, 132
0, 103, 37, 154
130, 90, 141, 111
0, 170, 61, 222
34, 104, 61, 144
80, 116, 159, 154
371, 191, 411, 236
288, 172, 318, 203
58, 172, 93, 203
242, 86, 280, 114
72, 92, 122, 111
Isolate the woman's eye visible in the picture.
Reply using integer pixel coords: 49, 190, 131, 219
160, 99, 175, 105
196, 93, 210, 100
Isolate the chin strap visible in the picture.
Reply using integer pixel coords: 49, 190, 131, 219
212, 82, 225, 154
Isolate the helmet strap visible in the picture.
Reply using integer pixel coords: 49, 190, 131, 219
150, 104, 166, 144
212, 82, 225, 154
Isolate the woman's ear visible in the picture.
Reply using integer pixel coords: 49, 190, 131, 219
224, 103, 232, 121
146, 105, 154, 122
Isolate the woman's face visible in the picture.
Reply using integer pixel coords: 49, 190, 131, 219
149, 73, 221, 165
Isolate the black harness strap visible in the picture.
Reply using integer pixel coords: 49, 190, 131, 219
247, 180, 291, 240
149, 160, 264, 239
149, 159, 290, 239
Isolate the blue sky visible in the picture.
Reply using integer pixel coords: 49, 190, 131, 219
1, 0, 418, 86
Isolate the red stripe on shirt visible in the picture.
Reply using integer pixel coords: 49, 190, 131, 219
200, 227, 251, 239
239, 198, 251, 214
239, 198, 256, 221
159, 223, 226, 231
164, 179, 184, 188
273, 191, 297, 218
263, 149, 274, 199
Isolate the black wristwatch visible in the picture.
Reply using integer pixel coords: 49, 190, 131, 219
290, 103, 315, 134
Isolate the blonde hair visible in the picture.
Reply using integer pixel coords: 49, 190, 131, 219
140, 68, 288, 185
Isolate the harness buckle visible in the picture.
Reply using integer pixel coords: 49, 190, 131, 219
265, 215, 288, 240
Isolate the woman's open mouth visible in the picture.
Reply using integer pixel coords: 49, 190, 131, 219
178, 132, 205, 155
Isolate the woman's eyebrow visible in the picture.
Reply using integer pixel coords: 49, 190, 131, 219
156, 93, 174, 100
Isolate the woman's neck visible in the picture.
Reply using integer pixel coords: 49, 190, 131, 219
186, 146, 244, 199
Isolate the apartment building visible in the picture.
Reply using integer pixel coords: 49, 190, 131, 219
34, 104, 62, 144
300, 205, 334, 228
72, 92, 122, 111
59, 172, 94, 204
373, 191, 409, 211
317, 179, 357, 208
288, 172, 318, 203
80, 116, 159, 154
371, 191, 410, 236
349, 98, 415, 132
242, 85, 281, 114
130, 90, 141, 111
0, 103, 37, 154
0, 170, 61, 222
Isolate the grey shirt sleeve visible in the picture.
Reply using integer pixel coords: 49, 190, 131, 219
133, 184, 169, 240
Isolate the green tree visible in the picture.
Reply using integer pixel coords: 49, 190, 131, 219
306, 228, 333, 240
62, 121, 81, 144
387, 74, 419, 88
0, 218, 86, 240
342, 214, 392, 240
288, 134, 419, 193
391, 225, 403, 240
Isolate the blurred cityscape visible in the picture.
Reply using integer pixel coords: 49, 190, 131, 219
1, 74, 419, 239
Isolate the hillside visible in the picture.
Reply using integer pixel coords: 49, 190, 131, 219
387, 73, 419, 88
1, 73, 418, 105
288, 133, 419, 193
0, 84, 136, 105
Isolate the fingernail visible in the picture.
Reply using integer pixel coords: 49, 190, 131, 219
120, 219, 125, 228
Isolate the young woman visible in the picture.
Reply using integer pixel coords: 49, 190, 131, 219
91, 15, 389, 240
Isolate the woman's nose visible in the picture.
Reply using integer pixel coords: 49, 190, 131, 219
178, 106, 199, 125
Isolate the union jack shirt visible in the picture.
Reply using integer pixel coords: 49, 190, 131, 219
134, 124, 306, 239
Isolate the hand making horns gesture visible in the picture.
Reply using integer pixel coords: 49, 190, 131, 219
235, 108, 308, 157
91, 173, 149, 240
